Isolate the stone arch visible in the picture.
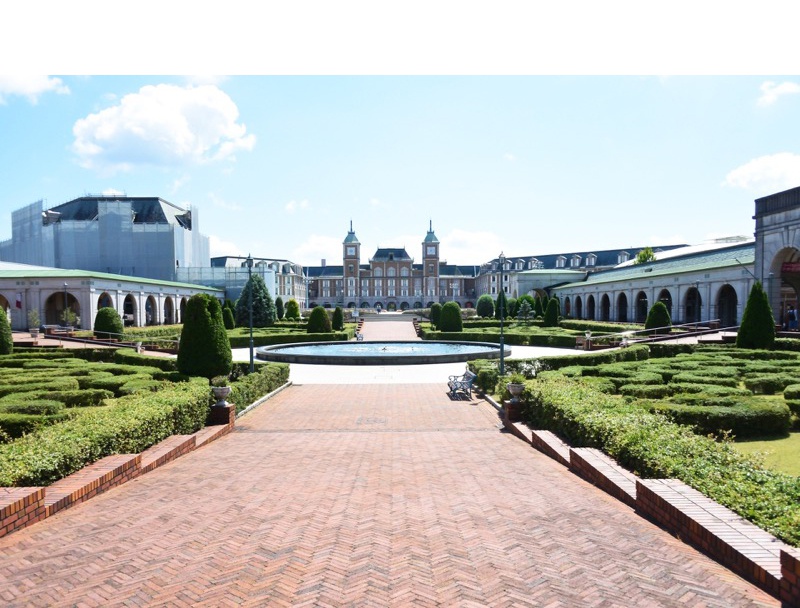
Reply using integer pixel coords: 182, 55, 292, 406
716, 284, 738, 327
97, 292, 113, 309
360, 301, 370, 308
426, 301, 435, 308
45, 289, 80, 326
400, 301, 410, 310
179, 297, 187, 324
575, 296, 583, 319
685, 286, 702, 323
586, 294, 596, 320
123, 294, 138, 326
600, 294, 610, 321
464, 301, 474, 309
616, 293, 628, 322
635, 291, 648, 323
563, 297, 571, 317
414, 301, 423, 308
769, 246, 800, 324
163, 296, 175, 325
374, 302, 383, 311
657, 289, 673, 321
387, 301, 397, 311
145, 295, 157, 325
347, 301, 357, 309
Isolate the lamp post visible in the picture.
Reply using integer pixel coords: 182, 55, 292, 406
63, 283, 68, 326
246, 254, 254, 373
498, 252, 505, 376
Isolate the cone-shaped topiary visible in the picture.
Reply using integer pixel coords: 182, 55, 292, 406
430, 302, 442, 329
439, 301, 463, 332
177, 294, 232, 379
533, 295, 544, 318
93, 307, 124, 340
222, 306, 235, 330
285, 299, 300, 320
0, 311, 12, 355
507, 297, 518, 318
307, 306, 332, 333
476, 294, 494, 318
275, 297, 285, 320
332, 306, 344, 331
736, 281, 775, 349
645, 301, 671, 335
495, 290, 508, 321
543, 297, 559, 327
235, 274, 277, 328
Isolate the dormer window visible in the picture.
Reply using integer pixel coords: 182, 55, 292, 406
586, 254, 596, 267
618, 251, 630, 264
556, 256, 566, 268
571, 255, 582, 268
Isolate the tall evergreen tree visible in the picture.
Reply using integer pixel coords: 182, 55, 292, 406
495, 290, 508, 321
736, 281, 775, 349
543, 297, 559, 327
0, 311, 13, 355
430, 302, 443, 328
235, 274, 277, 328
285, 299, 301, 320
275, 296, 285, 320
177, 294, 232, 379
332, 306, 344, 331
533, 295, 544, 318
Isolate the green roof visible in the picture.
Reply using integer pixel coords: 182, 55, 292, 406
0, 268, 222, 292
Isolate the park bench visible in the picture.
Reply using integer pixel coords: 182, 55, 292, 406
448, 370, 477, 397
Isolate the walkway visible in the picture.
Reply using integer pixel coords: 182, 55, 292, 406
0, 318, 779, 606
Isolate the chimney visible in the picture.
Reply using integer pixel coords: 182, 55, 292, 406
321, 259, 326, 267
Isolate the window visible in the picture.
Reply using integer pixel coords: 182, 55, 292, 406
387, 267, 396, 277
374, 268, 383, 277
400, 267, 409, 277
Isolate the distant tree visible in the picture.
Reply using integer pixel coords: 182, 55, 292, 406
543, 297, 560, 327
93, 307, 124, 340
507, 297, 518, 319
476, 294, 494, 318
222, 306, 235, 330
644, 301, 671, 335
332, 306, 344, 331
430, 302, 443, 328
307, 305, 332, 333
439, 301, 463, 332
736, 281, 775, 349
275, 296, 285, 320
285, 299, 301, 320
0, 311, 12, 355
517, 300, 533, 325
177, 294, 232, 379
517, 294, 535, 312
533, 295, 544, 318
495, 290, 508, 321
235, 274, 277, 328
634, 247, 656, 265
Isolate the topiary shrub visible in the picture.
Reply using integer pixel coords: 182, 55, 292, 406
495, 290, 508, 321
275, 297, 285, 320
93, 307, 124, 340
177, 294, 232, 380
543, 297, 559, 327
307, 306, 332, 333
507, 297, 518, 318
736, 281, 775, 350
0, 311, 12, 355
430, 302, 442, 329
222, 307, 235, 330
439, 301, 463, 332
332, 306, 344, 331
285, 299, 301, 320
476, 294, 494, 318
645, 301, 671, 334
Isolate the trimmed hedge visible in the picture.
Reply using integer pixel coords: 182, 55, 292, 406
228, 363, 290, 414
0, 379, 211, 486
645, 399, 791, 438
228, 331, 352, 348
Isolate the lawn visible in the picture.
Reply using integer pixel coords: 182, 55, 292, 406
733, 432, 800, 476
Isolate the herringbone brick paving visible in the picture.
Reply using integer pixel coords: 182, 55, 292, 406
0, 384, 779, 607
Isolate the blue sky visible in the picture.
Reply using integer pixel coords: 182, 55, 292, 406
1, 5, 799, 268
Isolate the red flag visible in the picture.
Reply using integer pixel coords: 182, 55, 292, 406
15, 293, 22, 309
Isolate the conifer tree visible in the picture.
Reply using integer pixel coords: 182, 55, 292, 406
177, 294, 232, 379
235, 274, 277, 328
736, 281, 775, 349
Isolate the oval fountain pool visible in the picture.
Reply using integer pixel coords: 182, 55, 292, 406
256, 341, 510, 365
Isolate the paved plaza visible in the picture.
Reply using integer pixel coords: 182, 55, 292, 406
0, 319, 780, 606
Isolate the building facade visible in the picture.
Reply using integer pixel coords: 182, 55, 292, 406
0, 196, 210, 282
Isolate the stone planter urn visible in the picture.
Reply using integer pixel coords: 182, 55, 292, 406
504, 382, 525, 422
211, 386, 232, 407
29, 328, 40, 339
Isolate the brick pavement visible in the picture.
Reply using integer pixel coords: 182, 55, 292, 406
0, 383, 779, 607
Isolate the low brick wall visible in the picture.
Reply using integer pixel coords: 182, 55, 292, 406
780, 547, 800, 605
569, 447, 636, 507
0, 488, 46, 539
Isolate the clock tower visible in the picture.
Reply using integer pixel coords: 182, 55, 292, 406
343, 221, 361, 303
422, 220, 440, 301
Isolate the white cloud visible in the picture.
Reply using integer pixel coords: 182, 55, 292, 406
170, 174, 190, 193
209, 192, 242, 211
0, 75, 69, 104
757, 81, 800, 107
71, 83, 256, 174
440, 228, 504, 265
208, 234, 245, 258
503, 152, 516, 162
368, 198, 384, 207
285, 199, 310, 213
723, 153, 800, 193
292, 235, 342, 266
101, 188, 126, 196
